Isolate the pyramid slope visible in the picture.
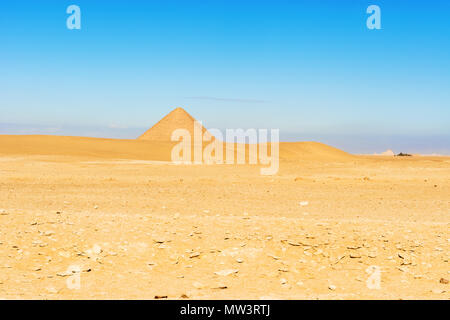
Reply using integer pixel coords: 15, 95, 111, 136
138, 107, 209, 141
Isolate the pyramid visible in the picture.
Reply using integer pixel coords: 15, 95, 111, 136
380, 149, 395, 156
138, 107, 210, 141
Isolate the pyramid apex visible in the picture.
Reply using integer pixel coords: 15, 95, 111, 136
172, 107, 188, 113
138, 107, 207, 141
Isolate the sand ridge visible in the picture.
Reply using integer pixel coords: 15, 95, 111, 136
0, 135, 356, 163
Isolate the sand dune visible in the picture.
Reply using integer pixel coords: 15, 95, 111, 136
0, 134, 353, 163
278, 141, 354, 161
0, 135, 176, 161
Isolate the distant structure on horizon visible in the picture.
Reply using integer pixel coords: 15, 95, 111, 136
138, 107, 209, 141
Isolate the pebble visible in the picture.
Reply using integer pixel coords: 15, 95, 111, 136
92, 244, 102, 255
328, 284, 336, 290
213, 284, 228, 289
46, 286, 58, 294
214, 269, 239, 276
431, 289, 445, 294
439, 278, 449, 284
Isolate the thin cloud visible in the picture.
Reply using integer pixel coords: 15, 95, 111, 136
186, 96, 267, 103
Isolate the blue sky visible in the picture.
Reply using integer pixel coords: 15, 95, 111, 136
0, 0, 449, 153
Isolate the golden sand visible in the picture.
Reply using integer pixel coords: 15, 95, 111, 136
0, 134, 448, 299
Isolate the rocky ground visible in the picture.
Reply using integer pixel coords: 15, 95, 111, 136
0, 155, 448, 299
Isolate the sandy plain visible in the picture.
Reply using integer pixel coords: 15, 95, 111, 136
0, 135, 448, 299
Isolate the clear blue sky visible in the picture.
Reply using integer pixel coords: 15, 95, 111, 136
0, 0, 449, 153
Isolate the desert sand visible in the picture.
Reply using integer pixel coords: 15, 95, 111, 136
0, 109, 448, 300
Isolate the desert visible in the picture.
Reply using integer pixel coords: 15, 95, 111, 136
0, 108, 448, 300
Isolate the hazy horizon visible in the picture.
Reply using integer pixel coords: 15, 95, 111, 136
1, 120, 449, 155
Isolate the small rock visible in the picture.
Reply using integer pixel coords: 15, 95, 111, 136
212, 284, 228, 289
299, 201, 309, 207
58, 251, 71, 258
92, 244, 102, 255
439, 278, 449, 284
431, 289, 445, 294
214, 269, 239, 276
328, 284, 336, 290
154, 295, 168, 299
46, 286, 58, 294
